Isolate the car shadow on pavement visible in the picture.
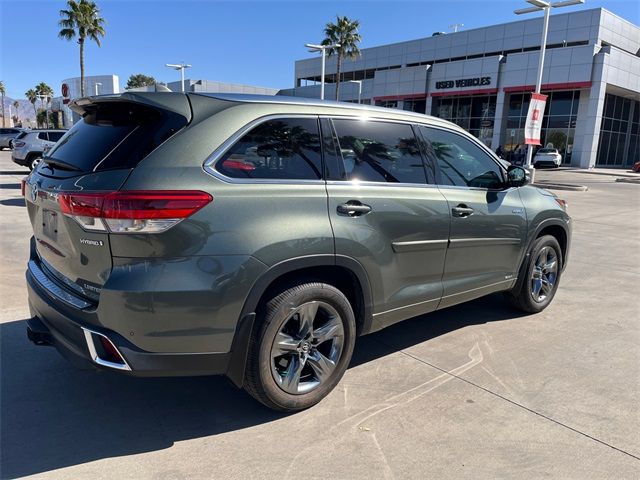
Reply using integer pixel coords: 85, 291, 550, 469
0, 170, 29, 175
0, 198, 25, 207
0, 293, 522, 478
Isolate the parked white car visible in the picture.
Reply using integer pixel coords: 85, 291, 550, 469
11, 129, 67, 170
534, 148, 562, 167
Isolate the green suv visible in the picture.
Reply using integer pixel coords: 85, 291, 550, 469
24, 93, 571, 411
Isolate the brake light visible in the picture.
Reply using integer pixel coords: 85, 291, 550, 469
58, 190, 212, 233
14, 141, 25, 148
21, 178, 27, 197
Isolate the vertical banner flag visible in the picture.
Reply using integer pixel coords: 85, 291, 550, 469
524, 93, 548, 145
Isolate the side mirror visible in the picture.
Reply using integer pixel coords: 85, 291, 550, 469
506, 165, 530, 188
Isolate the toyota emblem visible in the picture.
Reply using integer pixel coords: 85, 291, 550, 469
31, 184, 38, 203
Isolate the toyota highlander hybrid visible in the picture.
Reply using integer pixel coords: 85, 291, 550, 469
23, 92, 571, 411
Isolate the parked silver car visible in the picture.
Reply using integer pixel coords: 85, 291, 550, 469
0, 128, 26, 150
11, 129, 67, 170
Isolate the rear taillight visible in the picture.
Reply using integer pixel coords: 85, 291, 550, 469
58, 190, 212, 233
14, 141, 25, 148
21, 178, 27, 197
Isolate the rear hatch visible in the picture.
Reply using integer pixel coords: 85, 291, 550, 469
25, 93, 191, 303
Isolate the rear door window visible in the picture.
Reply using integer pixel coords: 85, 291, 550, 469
47, 132, 65, 142
331, 118, 427, 184
38, 132, 49, 141
215, 117, 322, 180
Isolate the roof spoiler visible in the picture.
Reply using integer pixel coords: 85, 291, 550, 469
69, 92, 192, 122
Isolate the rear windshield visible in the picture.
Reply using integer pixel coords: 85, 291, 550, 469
44, 102, 187, 173
16, 132, 28, 140
538, 148, 556, 153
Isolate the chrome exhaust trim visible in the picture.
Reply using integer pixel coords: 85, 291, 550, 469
82, 327, 132, 371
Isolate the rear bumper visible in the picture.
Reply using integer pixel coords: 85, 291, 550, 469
26, 262, 232, 377
11, 153, 28, 166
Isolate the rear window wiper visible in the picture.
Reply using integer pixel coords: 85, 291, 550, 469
42, 157, 82, 172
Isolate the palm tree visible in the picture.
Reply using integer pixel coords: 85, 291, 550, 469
58, 0, 106, 97
25, 89, 38, 118
13, 101, 19, 125
0, 81, 6, 127
321, 16, 362, 101
35, 82, 54, 128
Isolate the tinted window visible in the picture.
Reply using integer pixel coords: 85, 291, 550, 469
16, 132, 28, 140
216, 118, 322, 180
419, 126, 503, 189
38, 132, 49, 141
47, 132, 65, 142
44, 102, 187, 173
332, 119, 426, 183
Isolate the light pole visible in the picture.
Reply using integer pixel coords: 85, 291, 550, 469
165, 63, 192, 92
94, 82, 102, 95
515, 0, 585, 173
347, 80, 362, 104
305, 43, 340, 100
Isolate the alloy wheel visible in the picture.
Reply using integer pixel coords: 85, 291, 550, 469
270, 301, 345, 395
531, 246, 558, 303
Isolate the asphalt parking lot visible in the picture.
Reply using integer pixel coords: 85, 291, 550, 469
0, 150, 638, 479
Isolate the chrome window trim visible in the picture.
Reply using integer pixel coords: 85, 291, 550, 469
202, 113, 326, 185
202, 110, 493, 188
325, 179, 440, 190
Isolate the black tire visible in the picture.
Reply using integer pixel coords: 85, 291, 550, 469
505, 235, 563, 313
244, 282, 356, 412
25, 153, 42, 171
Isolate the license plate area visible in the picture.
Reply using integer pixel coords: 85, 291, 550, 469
42, 209, 59, 240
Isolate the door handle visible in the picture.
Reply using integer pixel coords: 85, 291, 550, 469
337, 201, 372, 217
452, 204, 474, 217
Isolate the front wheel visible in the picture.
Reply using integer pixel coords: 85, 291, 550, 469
244, 283, 356, 412
505, 235, 563, 313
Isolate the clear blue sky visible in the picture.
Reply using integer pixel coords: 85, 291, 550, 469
1, 0, 638, 99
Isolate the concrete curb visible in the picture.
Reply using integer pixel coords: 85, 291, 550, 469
615, 177, 640, 184
532, 182, 589, 192
557, 168, 638, 178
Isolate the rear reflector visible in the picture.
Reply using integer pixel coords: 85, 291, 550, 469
58, 190, 212, 234
21, 178, 27, 197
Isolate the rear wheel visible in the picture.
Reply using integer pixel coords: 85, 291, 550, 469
26, 153, 42, 171
244, 282, 356, 412
505, 235, 562, 313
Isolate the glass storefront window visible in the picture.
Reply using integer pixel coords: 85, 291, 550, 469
596, 94, 639, 167
431, 95, 497, 146
503, 90, 581, 164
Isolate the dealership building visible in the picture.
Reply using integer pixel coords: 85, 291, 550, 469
282, 8, 640, 168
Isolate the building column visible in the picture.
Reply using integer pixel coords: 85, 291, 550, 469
572, 52, 608, 168
425, 96, 433, 116
622, 100, 635, 167
491, 90, 506, 151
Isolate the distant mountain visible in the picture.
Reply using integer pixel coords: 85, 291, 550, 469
1, 96, 41, 125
